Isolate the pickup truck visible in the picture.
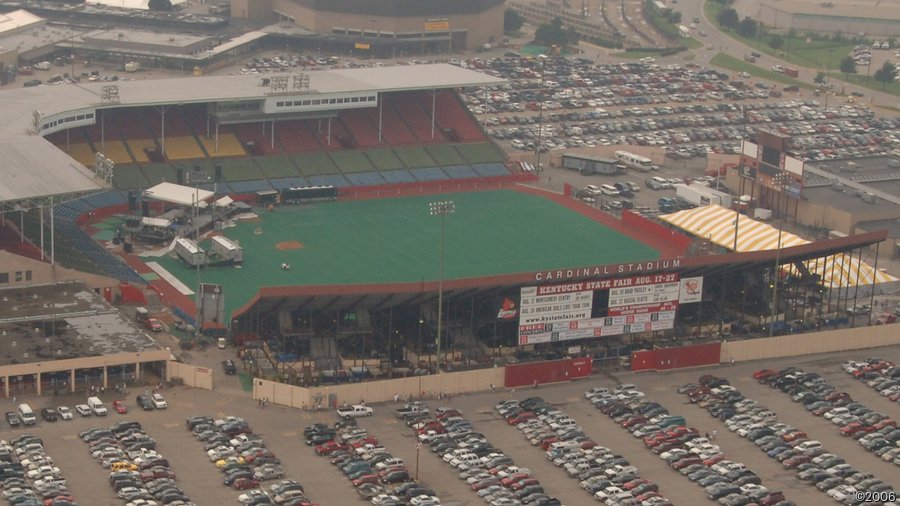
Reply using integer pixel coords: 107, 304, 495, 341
336, 404, 374, 418
395, 405, 429, 418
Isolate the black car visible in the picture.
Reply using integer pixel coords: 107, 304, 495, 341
5, 412, 21, 427
40, 408, 58, 422
222, 360, 237, 375
136, 395, 154, 411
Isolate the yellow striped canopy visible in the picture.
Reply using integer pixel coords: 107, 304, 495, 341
659, 205, 896, 287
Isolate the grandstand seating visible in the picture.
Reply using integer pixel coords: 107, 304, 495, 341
0, 221, 45, 262
277, 120, 325, 152
427, 91, 485, 142
340, 109, 381, 148
368, 97, 417, 145
393, 92, 446, 144
233, 122, 280, 155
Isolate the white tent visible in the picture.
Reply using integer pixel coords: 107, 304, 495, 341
142, 182, 213, 208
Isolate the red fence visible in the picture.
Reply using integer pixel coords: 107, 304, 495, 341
621, 210, 692, 256
505, 357, 593, 388
631, 342, 722, 372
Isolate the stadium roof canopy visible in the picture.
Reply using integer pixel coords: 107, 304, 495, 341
0, 64, 503, 208
659, 204, 898, 287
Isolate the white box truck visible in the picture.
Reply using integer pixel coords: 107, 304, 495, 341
675, 183, 732, 208
210, 235, 243, 263
174, 237, 207, 267
87, 396, 108, 416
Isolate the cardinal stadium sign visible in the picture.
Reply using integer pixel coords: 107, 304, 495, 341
533, 258, 681, 282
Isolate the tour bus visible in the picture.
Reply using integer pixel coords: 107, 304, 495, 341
615, 151, 655, 172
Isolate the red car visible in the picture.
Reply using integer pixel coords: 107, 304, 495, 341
825, 392, 851, 402
622, 416, 648, 428
509, 478, 540, 491
703, 454, 726, 466
671, 457, 701, 469
507, 412, 536, 425
351, 474, 380, 487
840, 422, 875, 437
351, 436, 379, 448
872, 419, 896, 430
314, 441, 348, 456
416, 422, 444, 434
144, 318, 164, 332
501, 473, 531, 487
782, 431, 807, 442
232, 477, 260, 490
539, 437, 560, 450
623, 479, 652, 491
112, 400, 128, 414
666, 426, 697, 438
437, 410, 462, 420
753, 369, 777, 381
140, 468, 175, 483
783, 454, 811, 469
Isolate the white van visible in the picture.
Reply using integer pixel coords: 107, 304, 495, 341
17, 403, 36, 425
87, 396, 108, 416
600, 184, 619, 196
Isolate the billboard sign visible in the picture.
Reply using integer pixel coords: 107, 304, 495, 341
678, 276, 703, 303
518, 274, 679, 345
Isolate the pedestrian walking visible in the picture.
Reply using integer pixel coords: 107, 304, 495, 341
712, 430, 718, 440
705, 432, 710, 440
490, 383, 495, 393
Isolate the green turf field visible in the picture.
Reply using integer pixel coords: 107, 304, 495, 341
153, 190, 660, 317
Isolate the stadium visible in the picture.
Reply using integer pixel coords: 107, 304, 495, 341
230, 0, 504, 53
0, 64, 894, 385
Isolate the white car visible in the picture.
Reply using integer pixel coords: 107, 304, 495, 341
828, 484, 857, 501
74, 404, 92, 417
151, 393, 167, 409
238, 490, 270, 504
56, 406, 74, 421
26, 465, 61, 479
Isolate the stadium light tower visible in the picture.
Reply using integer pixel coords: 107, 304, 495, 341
429, 200, 455, 372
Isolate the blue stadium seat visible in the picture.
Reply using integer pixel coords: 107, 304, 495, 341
442, 165, 478, 179
380, 170, 417, 184
471, 163, 511, 177
269, 177, 309, 190
345, 172, 386, 186
307, 175, 351, 187
409, 167, 449, 182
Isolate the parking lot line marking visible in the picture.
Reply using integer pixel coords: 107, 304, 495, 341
164, 422, 180, 429
382, 419, 398, 424
215, 397, 234, 408
62, 435, 77, 440
282, 431, 298, 437
566, 396, 580, 402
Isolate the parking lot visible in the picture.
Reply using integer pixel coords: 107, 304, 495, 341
457, 56, 899, 163
4, 344, 897, 506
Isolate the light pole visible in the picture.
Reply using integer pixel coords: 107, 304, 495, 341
535, 56, 547, 174
769, 172, 792, 336
417, 317, 424, 367
429, 200, 455, 372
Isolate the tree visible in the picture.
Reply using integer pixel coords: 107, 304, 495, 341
737, 17, 758, 37
665, 10, 682, 24
873, 61, 897, 89
504, 9, 525, 33
716, 7, 739, 30
535, 17, 577, 47
839, 56, 857, 77
814, 71, 827, 85
147, 0, 173, 10
768, 35, 784, 50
